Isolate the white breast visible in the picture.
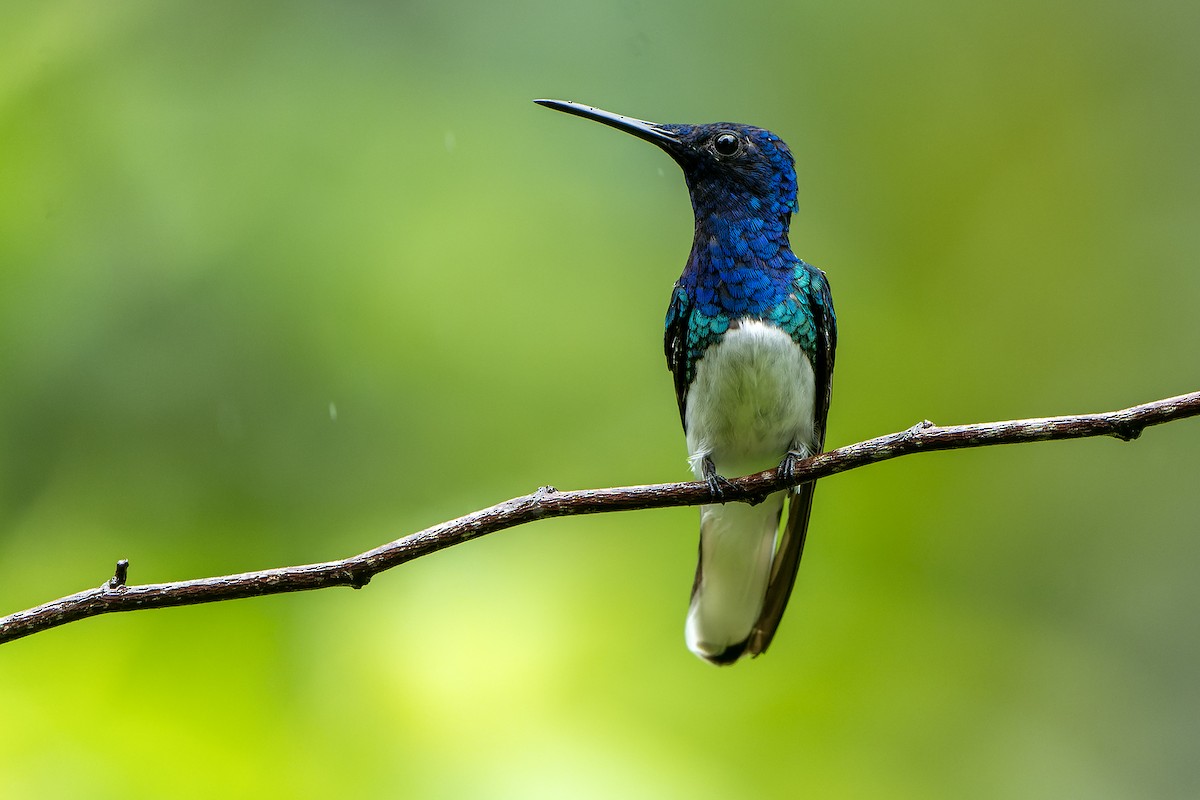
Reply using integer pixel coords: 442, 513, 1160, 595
684, 319, 816, 480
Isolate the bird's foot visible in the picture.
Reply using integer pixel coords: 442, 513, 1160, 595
701, 457, 737, 502
777, 449, 808, 484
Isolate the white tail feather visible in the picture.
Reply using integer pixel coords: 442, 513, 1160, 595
685, 492, 784, 662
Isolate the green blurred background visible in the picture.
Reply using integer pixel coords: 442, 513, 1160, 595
2, 1, 1199, 797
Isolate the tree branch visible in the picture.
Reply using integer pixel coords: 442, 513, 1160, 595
3, 390, 1198, 645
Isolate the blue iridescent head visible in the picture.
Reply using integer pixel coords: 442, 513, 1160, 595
534, 99, 799, 232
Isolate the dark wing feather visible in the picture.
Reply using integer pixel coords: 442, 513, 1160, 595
663, 284, 692, 425
747, 264, 837, 657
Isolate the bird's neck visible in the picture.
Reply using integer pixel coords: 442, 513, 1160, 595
680, 195, 797, 317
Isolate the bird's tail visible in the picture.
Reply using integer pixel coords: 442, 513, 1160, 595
685, 491, 786, 665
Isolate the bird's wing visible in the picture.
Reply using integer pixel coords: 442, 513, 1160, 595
663, 283, 692, 425
806, 265, 837, 451
748, 263, 837, 657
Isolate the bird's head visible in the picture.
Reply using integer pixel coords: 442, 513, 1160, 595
535, 99, 799, 225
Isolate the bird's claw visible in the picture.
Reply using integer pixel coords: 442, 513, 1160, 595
777, 449, 806, 483
702, 457, 736, 502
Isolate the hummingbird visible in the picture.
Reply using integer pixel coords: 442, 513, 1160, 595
535, 99, 836, 665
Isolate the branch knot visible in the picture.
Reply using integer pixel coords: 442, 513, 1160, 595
104, 559, 129, 591
906, 419, 936, 438
1110, 418, 1144, 442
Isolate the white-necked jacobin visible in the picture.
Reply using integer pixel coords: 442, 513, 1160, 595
535, 99, 837, 665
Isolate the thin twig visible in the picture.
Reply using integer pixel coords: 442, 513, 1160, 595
2, 390, 1198, 645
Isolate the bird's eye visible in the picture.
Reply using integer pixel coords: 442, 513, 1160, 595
713, 133, 741, 157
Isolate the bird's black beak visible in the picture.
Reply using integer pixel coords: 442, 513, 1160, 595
534, 99, 680, 150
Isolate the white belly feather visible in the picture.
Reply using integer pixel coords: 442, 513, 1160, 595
684, 319, 816, 479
